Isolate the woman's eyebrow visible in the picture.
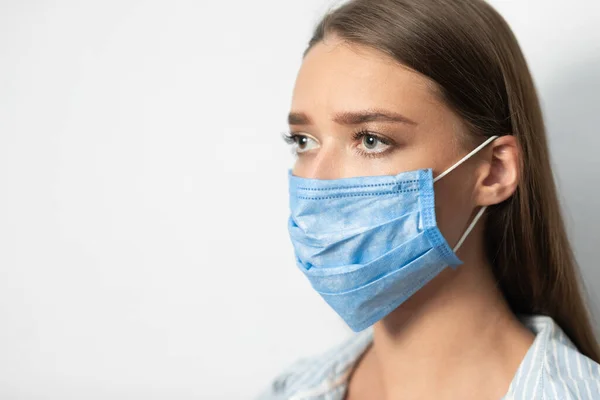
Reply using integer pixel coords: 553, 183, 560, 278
288, 109, 418, 126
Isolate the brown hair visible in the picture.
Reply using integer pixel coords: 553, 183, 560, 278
304, 0, 600, 361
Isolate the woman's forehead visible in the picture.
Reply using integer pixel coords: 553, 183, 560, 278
291, 38, 442, 117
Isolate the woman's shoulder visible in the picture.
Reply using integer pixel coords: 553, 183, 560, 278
255, 328, 373, 400
507, 314, 600, 399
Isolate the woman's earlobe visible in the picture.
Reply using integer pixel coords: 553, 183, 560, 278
476, 135, 520, 206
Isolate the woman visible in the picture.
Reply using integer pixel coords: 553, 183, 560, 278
259, 0, 600, 398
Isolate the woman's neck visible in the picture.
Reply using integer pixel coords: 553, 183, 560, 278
346, 242, 535, 400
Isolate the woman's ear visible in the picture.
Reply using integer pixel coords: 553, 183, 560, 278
474, 135, 520, 206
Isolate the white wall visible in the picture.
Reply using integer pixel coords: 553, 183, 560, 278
0, 1, 598, 399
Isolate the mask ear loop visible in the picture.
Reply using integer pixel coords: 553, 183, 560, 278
432, 135, 499, 252
433, 135, 499, 184
452, 206, 487, 252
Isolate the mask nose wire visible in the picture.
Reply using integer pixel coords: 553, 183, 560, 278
431, 135, 499, 252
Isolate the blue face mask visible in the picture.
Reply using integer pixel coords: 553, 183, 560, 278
287, 136, 498, 332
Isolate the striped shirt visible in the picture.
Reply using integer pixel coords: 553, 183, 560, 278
257, 315, 600, 399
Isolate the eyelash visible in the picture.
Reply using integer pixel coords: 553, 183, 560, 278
282, 132, 298, 145
282, 129, 396, 159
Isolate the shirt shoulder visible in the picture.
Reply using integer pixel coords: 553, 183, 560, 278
508, 315, 600, 400
255, 329, 373, 400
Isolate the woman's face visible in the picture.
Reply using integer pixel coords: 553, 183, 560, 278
287, 35, 495, 251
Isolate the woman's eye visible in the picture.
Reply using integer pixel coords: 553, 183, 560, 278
282, 131, 394, 158
284, 134, 319, 154
358, 133, 391, 154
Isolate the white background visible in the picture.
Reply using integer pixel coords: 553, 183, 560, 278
1, 1, 599, 399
